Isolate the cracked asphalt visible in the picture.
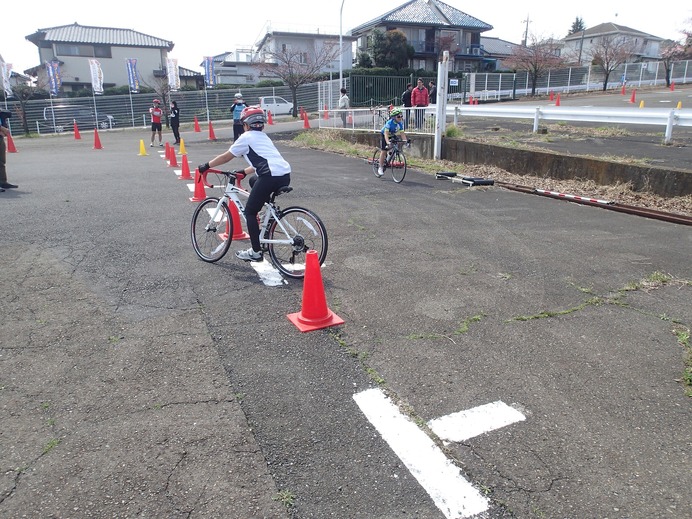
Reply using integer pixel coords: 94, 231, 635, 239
1, 107, 690, 518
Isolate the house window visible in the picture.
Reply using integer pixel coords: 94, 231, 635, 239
94, 46, 111, 58
56, 44, 94, 57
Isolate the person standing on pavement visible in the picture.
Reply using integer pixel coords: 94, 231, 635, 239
231, 93, 247, 141
0, 110, 17, 192
170, 100, 180, 145
338, 88, 350, 127
401, 83, 413, 129
149, 99, 164, 147
428, 80, 437, 105
411, 78, 429, 129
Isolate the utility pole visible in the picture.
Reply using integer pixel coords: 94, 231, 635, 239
521, 15, 530, 46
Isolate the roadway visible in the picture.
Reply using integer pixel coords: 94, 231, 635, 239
0, 117, 690, 518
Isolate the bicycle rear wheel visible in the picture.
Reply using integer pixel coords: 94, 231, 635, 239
268, 207, 328, 279
191, 197, 233, 262
390, 150, 407, 183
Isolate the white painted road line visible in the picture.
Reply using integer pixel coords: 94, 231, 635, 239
353, 388, 488, 519
251, 259, 287, 286
428, 401, 526, 443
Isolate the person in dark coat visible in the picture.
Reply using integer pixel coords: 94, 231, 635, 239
401, 83, 413, 129
170, 101, 181, 144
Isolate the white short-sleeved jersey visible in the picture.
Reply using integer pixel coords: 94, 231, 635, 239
229, 130, 291, 177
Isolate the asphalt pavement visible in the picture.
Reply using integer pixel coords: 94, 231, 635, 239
0, 104, 690, 519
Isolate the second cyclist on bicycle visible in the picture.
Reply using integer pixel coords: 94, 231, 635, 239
198, 106, 291, 262
377, 108, 408, 177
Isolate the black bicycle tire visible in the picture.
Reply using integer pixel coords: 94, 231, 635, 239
391, 149, 407, 183
191, 197, 233, 262
267, 206, 328, 279
371, 148, 382, 177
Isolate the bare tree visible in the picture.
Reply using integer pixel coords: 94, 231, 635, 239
255, 41, 341, 117
590, 36, 635, 91
504, 34, 565, 96
660, 40, 687, 87
6, 77, 49, 136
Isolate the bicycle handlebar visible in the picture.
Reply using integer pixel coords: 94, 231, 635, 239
199, 168, 247, 189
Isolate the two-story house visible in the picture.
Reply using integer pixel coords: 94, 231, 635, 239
562, 23, 663, 66
254, 28, 356, 80
24, 23, 201, 92
350, 0, 493, 72
206, 49, 258, 85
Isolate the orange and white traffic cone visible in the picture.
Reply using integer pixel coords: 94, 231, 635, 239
189, 169, 207, 202
93, 128, 103, 149
179, 155, 192, 180
287, 250, 344, 332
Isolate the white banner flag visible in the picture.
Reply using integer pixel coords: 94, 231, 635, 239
0, 61, 13, 97
89, 59, 104, 94
166, 58, 180, 91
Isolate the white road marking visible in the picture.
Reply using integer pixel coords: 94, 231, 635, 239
428, 401, 526, 443
250, 259, 286, 286
353, 388, 489, 519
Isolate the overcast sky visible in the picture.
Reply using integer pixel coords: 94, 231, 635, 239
2, 0, 689, 73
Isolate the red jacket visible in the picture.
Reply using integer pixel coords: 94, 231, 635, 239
411, 86, 429, 107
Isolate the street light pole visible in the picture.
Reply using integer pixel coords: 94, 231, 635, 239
339, 0, 345, 88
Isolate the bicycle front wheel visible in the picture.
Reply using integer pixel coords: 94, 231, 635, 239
268, 207, 328, 279
191, 197, 233, 262
371, 149, 382, 177
390, 150, 407, 183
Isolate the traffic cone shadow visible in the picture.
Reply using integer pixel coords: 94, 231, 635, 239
189, 169, 207, 202
93, 128, 103, 149
73, 121, 81, 139
138, 139, 148, 156
287, 250, 344, 332
179, 155, 192, 180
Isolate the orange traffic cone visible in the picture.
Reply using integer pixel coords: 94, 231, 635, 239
303, 111, 310, 129
164, 142, 171, 161
287, 250, 344, 332
347, 112, 353, 125
194, 115, 201, 132
168, 146, 179, 167
555, 94, 561, 106
93, 128, 103, 149
323, 105, 329, 120
621, 84, 626, 95
630, 90, 636, 103
73, 121, 81, 139
670, 82, 675, 91
220, 203, 250, 240
208, 121, 217, 140
189, 169, 207, 202
549, 91, 554, 101
267, 110, 274, 125
179, 155, 192, 180
6, 133, 17, 153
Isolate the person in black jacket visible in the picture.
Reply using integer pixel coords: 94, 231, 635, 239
401, 83, 413, 129
170, 101, 181, 144
428, 81, 437, 105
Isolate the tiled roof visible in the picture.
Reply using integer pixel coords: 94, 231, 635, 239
480, 37, 520, 56
351, 0, 492, 34
563, 23, 663, 41
25, 23, 174, 50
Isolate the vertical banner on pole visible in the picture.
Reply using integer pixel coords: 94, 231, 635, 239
89, 59, 104, 94
46, 60, 62, 96
0, 61, 13, 97
203, 57, 216, 89
126, 58, 140, 93
166, 58, 180, 91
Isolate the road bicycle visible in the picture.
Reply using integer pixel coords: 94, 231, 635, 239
371, 136, 411, 183
190, 169, 328, 279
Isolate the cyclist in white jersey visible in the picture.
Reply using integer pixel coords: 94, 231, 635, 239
198, 106, 291, 262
